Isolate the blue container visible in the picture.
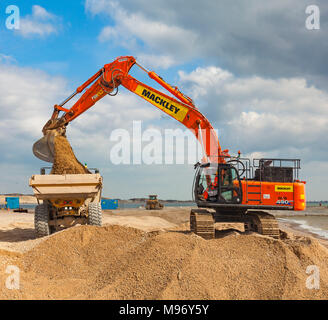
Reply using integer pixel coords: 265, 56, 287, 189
101, 199, 118, 210
5, 197, 19, 210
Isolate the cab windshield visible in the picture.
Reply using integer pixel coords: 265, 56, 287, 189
195, 164, 241, 204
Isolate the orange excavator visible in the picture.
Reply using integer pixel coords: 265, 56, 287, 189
33, 55, 306, 239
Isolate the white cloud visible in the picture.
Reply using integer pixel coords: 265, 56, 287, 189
85, 0, 111, 15
98, 26, 118, 42
0, 54, 16, 64
31, 5, 56, 20
179, 67, 233, 97
86, 0, 328, 88
0, 63, 67, 192
0, 60, 161, 168
86, 0, 198, 68
17, 5, 60, 38
178, 65, 328, 161
136, 54, 176, 69
0, 60, 163, 195
0, 64, 68, 140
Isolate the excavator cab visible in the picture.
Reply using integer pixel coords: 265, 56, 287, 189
193, 162, 242, 205
217, 164, 242, 204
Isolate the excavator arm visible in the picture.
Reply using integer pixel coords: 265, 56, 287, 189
33, 56, 228, 163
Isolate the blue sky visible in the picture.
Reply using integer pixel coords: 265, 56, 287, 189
1, 1, 131, 81
0, 0, 200, 85
0, 0, 327, 201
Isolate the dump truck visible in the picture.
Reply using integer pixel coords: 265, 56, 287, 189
29, 168, 103, 237
145, 195, 164, 210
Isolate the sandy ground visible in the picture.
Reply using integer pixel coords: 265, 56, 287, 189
0, 207, 189, 254
0, 206, 327, 299
0, 206, 326, 254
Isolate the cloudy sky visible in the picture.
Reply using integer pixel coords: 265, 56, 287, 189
0, 0, 327, 200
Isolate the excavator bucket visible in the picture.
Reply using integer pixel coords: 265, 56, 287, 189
32, 131, 56, 163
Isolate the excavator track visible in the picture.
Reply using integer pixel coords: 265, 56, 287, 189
190, 209, 215, 239
190, 209, 280, 240
245, 211, 280, 239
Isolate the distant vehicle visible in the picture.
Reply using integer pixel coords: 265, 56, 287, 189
145, 195, 164, 210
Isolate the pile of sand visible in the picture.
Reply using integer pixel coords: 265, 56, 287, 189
51, 135, 90, 175
0, 225, 328, 299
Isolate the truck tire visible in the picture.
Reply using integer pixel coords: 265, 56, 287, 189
34, 204, 51, 238
88, 203, 102, 226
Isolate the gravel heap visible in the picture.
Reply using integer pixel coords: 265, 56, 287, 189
0, 225, 327, 299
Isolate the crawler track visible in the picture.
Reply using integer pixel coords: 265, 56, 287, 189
190, 209, 215, 239
245, 211, 280, 239
190, 209, 280, 239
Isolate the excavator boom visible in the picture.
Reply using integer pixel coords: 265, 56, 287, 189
33, 56, 227, 163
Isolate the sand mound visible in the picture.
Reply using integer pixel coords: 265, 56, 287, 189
103, 215, 177, 231
0, 225, 327, 299
51, 135, 90, 174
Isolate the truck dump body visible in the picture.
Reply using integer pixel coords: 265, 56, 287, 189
29, 174, 102, 201
30, 173, 103, 237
